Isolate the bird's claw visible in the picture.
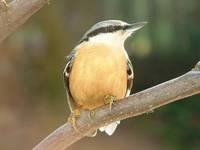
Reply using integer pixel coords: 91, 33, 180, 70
89, 110, 96, 120
68, 109, 80, 130
104, 95, 116, 111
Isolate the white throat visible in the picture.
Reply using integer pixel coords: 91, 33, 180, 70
88, 32, 128, 47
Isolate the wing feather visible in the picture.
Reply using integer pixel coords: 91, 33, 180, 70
125, 51, 134, 97
63, 49, 76, 112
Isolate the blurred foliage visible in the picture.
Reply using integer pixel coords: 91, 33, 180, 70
0, 0, 199, 149
158, 96, 200, 150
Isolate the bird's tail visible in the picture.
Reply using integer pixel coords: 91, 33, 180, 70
99, 121, 120, 136
87, 121, 120, 137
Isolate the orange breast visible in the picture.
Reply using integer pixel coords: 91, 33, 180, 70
69, 42, 127, 110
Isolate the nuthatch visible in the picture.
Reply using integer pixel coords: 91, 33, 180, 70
64, 20, 146, 136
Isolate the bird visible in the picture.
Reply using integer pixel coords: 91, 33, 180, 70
64, 20, 146, 136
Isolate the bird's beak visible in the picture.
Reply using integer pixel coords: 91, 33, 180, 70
125, 21, 147, 32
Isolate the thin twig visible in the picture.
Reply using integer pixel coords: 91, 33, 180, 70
0, 0, 48, 43
33, 61, 200, 150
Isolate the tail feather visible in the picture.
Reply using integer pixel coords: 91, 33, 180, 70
99, 121, 120, 136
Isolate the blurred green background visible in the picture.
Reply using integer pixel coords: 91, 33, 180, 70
0, 0, 199, 150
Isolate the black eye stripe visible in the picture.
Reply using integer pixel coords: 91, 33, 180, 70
79, 25, 129, 43
87, 25, 127, 37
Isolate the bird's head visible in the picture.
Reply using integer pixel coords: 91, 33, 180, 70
79, 20, 147, 45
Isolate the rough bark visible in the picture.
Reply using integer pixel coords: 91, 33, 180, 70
0, 0, 47, 43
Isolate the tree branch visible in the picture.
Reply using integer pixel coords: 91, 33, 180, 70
0, 0, 48, 43
33, 61, 200, 150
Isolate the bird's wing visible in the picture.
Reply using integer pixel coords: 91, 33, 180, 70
63, 49, 76, 112
125, 51, 134, 97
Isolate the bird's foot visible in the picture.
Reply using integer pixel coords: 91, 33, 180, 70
104, 95, 116, 111
89, 110, 96, 119
68, 109, 80, 130
85, 110, 98, 137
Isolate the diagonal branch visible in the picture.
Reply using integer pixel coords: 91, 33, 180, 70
33, 61, 200, 150
0, 0, 48, 43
